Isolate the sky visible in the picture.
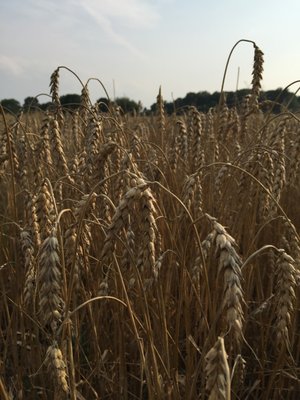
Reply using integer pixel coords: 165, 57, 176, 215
1, 0, 300, 108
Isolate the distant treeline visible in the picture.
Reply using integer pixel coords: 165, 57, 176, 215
0, 95, 143, 115
149, 88, 300, 114
1, 88, 300, 115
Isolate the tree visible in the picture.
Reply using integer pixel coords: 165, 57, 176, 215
23, 97, 39, 112
60, 94, 81, 110
39, 102, 55, 111
115, 97, 140, 114
97, 97, 141, 114
97, 97, 110, 112
261, 89, 284, 114
0, 98, 21, 114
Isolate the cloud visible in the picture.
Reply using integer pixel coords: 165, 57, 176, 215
77, 3, 140, 56
19, 0, 161, 58
78, 0, 160, 29
0, 55, 25, 76
75, 0, 160, 57
25, 0, 160, 27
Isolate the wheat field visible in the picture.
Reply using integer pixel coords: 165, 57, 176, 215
0, 41, 299, 399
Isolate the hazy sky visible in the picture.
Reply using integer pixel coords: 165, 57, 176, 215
1, 0, 300, 107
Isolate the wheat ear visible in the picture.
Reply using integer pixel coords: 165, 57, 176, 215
38, 228, 64, 334
205, 336, 231, 400
275, 249, 296, 348
45, 343, 69, 396
250, 44, 264, 111
206, 214, 244, 343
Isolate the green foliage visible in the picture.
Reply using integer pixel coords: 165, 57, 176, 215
115, 97, 141, 114
2, 88, 300, 116
23, 96, 39, 112
60, 93, 81, 109
150, 88, 300, 114
96, 96, 142, 114
260, 88, 300, 113
97, 97, 110, 112
39, 102, 55, 111
0, 98, 21, 114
